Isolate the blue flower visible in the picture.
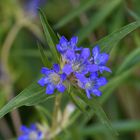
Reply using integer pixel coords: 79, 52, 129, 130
76, 73, 107, 99
38, 64, 66, 94
62, 48, 98, 75
91, 46, 111, 73
56, 36, 81, 54
38, 35, 111, 99
18, 124, 43, 140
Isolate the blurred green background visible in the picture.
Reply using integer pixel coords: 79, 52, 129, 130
0, 0, 140, 139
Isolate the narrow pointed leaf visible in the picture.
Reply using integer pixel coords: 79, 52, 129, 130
38, 9, 59, 62
95, 21, 140, 53
68, 92, 87, 113
77, 90, 118, 136
80, 120, 140, 135
54, 0, 97, 29
0, 82, 54, 119
116, 48, 140, 74
77, 0, 121, 43
37, 42, 51, 68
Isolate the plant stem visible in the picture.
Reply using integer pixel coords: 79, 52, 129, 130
52, 94, 62, 132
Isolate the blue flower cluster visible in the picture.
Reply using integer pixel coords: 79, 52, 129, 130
38, 36, 111, 98
18, 124, 43, 140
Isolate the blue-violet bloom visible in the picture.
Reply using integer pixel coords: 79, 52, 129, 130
91, 46, 111, 73
18, 124, 43, 140
38, 64, 66, 94
62, 48, 98, 75
56, 36, 82, 61
76, 73, 107, 98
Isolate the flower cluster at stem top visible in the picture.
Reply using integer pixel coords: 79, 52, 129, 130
18, 124, 43, 140
38, 36, 111, 98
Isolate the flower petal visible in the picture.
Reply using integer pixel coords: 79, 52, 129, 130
80, 48, 90, 60
92, 46, 100, 60
62, 64, 73, 75
56, 44, 64, 53
70, 36, 78, 48
99, 66, 112, 73
92, 89, 102, 96
96, 77, 107, 87
98, 53, 109, 65
76, 73, 87, 88
41, 67, 50, 74
88, 64, 98, 72
90, 72, 98, 80
38, 77, 49, 86
75, 73, 87, 83
86, 89, 91, 99
53, 64, 60, 73
20, 125, 29, 134
57, 84, 66, 93
60, 36, 68, 47
46, 84, 55, 94
65, 50, 76, 61
60, 73, 67, 81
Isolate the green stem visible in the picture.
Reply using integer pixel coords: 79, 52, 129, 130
51, 94, 62, 132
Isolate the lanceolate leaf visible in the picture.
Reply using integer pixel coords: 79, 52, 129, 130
38, 9, 60, 62
116, 47, 140, 74
76, 90, 118, 136
0, 82, 54, 119
96, 21, 140, 53
80, 120, 140, 135
37, 42, 51, 68
54, 0, 97, 29
68, 92, 87, 113
77, 0, 121, 44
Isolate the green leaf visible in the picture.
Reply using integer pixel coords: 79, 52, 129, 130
37, 42, 51, 68
116, 48, 140, 74
54, 0, 97, 29
38, 9, 60, 62
77, 0, 121, 44
96, 21, 140, 53
80, 120, 140, 135
0, 81, 54, 119
76, 90, 118, 136
100, 68, 134, 104
127, 8, 140, 21
68, 92, 87, 113
100, 47, 140, 103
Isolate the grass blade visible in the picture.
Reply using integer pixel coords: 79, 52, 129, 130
77, 0, 121, 43
37, 42, 51, 68
38, 9, 60, 62
54, 0, 97, 29
0, 81, 54, 119
96, 21, 140, 53
77, 90, 118, 136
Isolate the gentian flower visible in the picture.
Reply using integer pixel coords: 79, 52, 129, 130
38, 35, 111, 99
91, 46, 111, 73
56, 36, 82, 62
62, 48, 98, 75
18, 124, 43, 140
57, 36, 81, 53
38, 64, 66, 94
76, 73, 107, 98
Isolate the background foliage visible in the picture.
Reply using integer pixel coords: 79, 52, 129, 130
0, 0, 140, 139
